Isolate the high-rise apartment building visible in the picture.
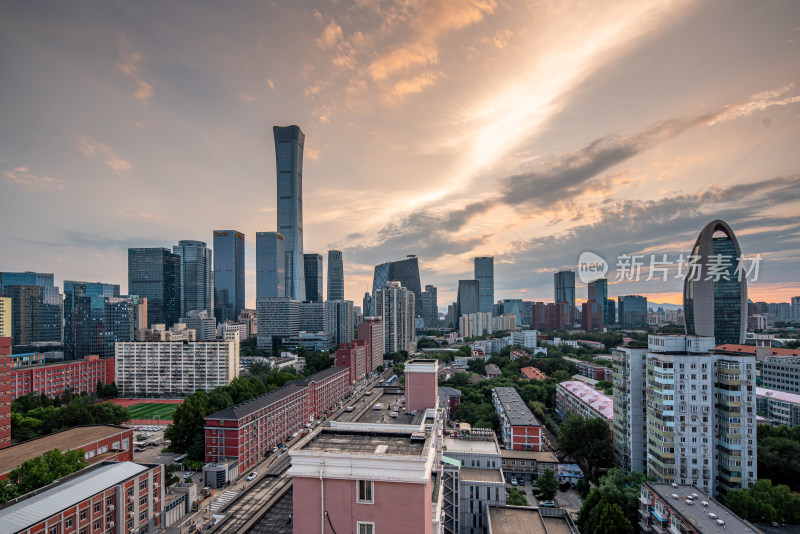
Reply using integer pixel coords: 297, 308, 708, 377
274, 125, 306, 301
63, 281, 134, 359
256, 297, 299, 352
684, 220, 747, 344
421, 285, 438, 328
611, 345, 648, 473
173, 240, 213, 317
128, 248, 181, 328
325, 300, 354, 346
375, 281, 416, 353
581, 300, 603, 332
0, 297, 9, 338
303, 253, 323, 303
256, 232, 285, 299
358, 317, 384, 372
327, 250, 344, 301
615, 335, 756, 497
0, 272, 63, 344
791, 296, 800, 323
372, 256, 423, 317
618, 295, 648, 328
456, 280, 480, 321
213, 230, 245, 322
474, 256, 494, 314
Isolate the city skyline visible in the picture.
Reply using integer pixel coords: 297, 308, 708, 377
1, 1, 799, 308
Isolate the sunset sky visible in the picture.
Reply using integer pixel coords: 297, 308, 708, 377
1, 0, 799, 310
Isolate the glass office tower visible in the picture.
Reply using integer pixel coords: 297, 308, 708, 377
0, 272, 63, 344
474, 257, 494, 314
213, 230, 245, 323
274, 125, 306, 301
371, 256, 423, 317
304, 253, 323, 303
173, 240, 213, 317
257, 232, 286, 299
327, 250, 344, 301
128, 248, 181, 328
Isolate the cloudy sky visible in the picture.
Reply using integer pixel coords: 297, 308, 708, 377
1, 0, 799, 310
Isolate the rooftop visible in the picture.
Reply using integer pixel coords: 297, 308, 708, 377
287, 365, 348, 386
756, 387, 800, 405
645, 482, 760, 534
521, 367, 547, 380
0, 425, 130, 476
443, 436, 499, 455
493, 387, 541, 427
485, 364, 502, 375
557, 381, 614, 420
500, 449, 558, 463
298, 428, 429, 457
207, 384, 305, 420
487, 506, 572, 534
0, 462, 147, 534
716, 344, 800, 357
460, 467, 504, 484
439, 386, 462, 397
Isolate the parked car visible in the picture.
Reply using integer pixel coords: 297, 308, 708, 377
246, 472, 258, 481
539, 501, 557, 508
184, 471, 195, 478
518, 479, 525, 487
511, 477, 518, 486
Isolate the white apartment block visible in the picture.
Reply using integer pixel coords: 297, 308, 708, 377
611, 346, 648, 474
510, 330, 538, 349
115, 331, 239, 396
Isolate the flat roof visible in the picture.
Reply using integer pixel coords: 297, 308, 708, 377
557, 381, 614, 420
716, 344, 800, 357
645, 482, 760, 534
0, 462, 147, 534
460, 468, 504, 484
500, 449, 558, 463
299, 429, 429, 457
0, 425, 129, 476
493, 387, 541, 427
756, 387, 800, 405
443, 436, 498, 455
487, 506, 547, 534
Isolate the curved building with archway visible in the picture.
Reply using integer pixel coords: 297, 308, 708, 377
683, 220, 747, 344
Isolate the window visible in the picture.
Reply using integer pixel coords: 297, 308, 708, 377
66, 517, 74, 528
357, 522, 375, 534
49, 527, 58, 534
94, 520, 100, 530
94, 503, 101, 513
80, 510, 88, 520
357, 480, 374, 504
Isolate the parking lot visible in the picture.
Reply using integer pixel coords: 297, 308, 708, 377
505, 476, 583, 514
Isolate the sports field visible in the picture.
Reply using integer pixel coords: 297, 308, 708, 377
126, 402, 180, 421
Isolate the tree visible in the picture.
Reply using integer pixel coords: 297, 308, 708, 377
549, 369, 572, 383
557, 415, 613, 481
596, 468, 647, 527
165, 391, 210, 456
575, 478, 591, 499
536, 468, 558, 500
506, 487, 529, 506
3, 449, 88, 503
594, 503, 633, 534
726, 479, 800, 523
577, 488, 604, 534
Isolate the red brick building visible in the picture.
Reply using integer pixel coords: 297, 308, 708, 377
357, 317, 384, 372
9, 355, 115, 400
0, 425, 134, 480
0, 338, 11, 449
204, 366, 350, 473
492, 387, 542, 451
335, 340, 368, 384
0, 461, 163, 534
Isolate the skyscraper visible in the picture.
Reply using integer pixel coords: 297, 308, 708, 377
303, 253, 323, 303
618, 295, 648, 327
274, 125, 306, 301
325, 300, 354, 346
173, 240, 213, 317
421, 285, 438, 328
4, 285, 39, 346
474, 257, 494, 314
371, 256, 423, 317
0, 272, 63, 344
256, 232, 286, 299
63, 281, 123, 359
362, 292, 374, 317
375, 281, 416, 354
128, 248, 181, 328
213, 230, 245, 323
456, 280, 480, 321
327, 250, 344, 301
554, 270, 575, 327
683, 220, 747, 344
256, 297, 299, 353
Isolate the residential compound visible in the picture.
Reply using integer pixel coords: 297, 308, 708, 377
115, 331, 240, 396
491, 387, 542, 451
0, 461, 164, 534
9, 355, 114, 400
612, 335, 756, 497
204, 366, 350, 474
555, 381, 613, 426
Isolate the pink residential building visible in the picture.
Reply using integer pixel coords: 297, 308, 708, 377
405, 359, 439, 414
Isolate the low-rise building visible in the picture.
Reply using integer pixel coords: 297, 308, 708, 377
439, 387, 462, 416
563, 357, 612, 381
638, 482, 760, 534
756, 387, 800, 427
510, 330, 538, 349
485, 364, 502, 379
499, 449, 558, 482
0, 425, 133, 480
0, 461, 164, 534
492, 387, 542, 451
9, 355, 115, 400
486, 506, 573, 534
555, 381, 614, 426
520, 367, 547, 381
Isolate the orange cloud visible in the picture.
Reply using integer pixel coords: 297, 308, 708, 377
74, 137, 132, 173
114, 50, 155, 102
2, 165, 63, 190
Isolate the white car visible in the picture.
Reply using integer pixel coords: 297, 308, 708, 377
246, 472, 257, 481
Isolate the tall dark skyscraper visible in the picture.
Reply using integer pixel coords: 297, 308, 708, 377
63, 281, 133, 359
274, 125, 306, 301
128, 248, 181, 328
173, 240, 213, 317
303, 253, 323, 303
554, 269, 576, 328
213, 230, 245, 322
684, 219, 747, 344
257, 232, 286, 299
474, 256, 494, 314
456, 279, 480, 320
327, 250, 344, 301
371, 256, 422, 317
0, 271, 63, 344
422, 285, 438, 327
588, 278, 613, 326
4, 285, 39, 345
618, 295, 648, 327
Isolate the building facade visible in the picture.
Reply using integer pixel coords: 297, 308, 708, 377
612, 346, 648, 473
299, 300, 325, 333
256, 232, 285, 299
0, 337, 10, 448
213, 229, 245, 323
456, 280, 480, 322
172, 240, 213, 317
10, 355, 115, 400
335, 339, 368, 384
760, 355, 800, 393
327, 250, 344, 301
756, 387, 800, 428
491, 387, 542, 451
375, 281, 416, 354
554, 270, 575, 326
325, 300, 354, 346
619, 295, 648, 328
0, 298, 11, 338
115, 335, 239, 396
422, 285, 438, 328
474, 257, 494, 314
274, 125, 306, 301
128, 248, 181, 329
303, 253, 323, 303
256, 297, 300, 352
556, 381, 614, 426
0, 272, 63, 345
358, 317, 384, 372
372, 256, 423, 317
